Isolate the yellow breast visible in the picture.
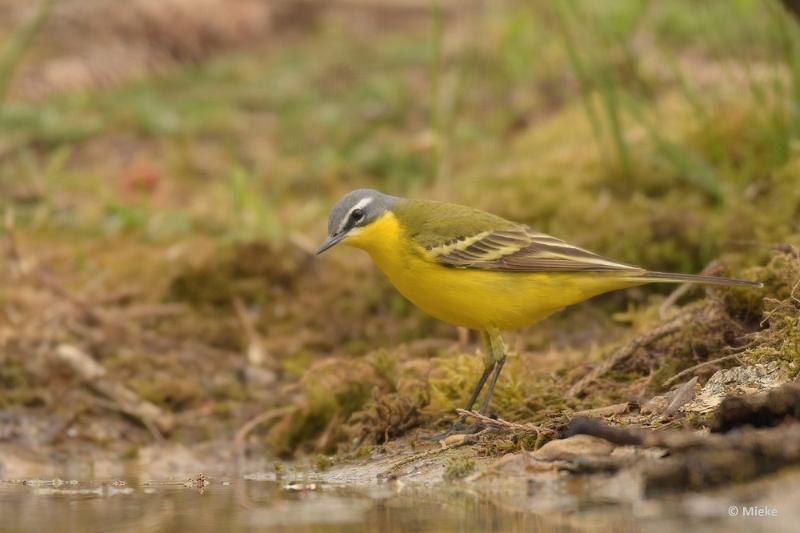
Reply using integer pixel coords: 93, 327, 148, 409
344, 212, 642, 331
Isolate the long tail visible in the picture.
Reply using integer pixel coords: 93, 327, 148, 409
632, 270, 762, 288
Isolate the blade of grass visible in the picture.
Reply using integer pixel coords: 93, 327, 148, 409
0, 0, 58, 103
430, 0, 446, 183
622, 91, 724, 202
556, 0, 634, 177
229, 165, 281, 241
554, 1, 608, 161
770, 0, 800, 143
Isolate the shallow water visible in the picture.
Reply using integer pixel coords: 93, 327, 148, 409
1, 472, 793, 533
0, 478, 624, 532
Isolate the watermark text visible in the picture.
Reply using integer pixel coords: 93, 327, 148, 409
728, 505, 778, 518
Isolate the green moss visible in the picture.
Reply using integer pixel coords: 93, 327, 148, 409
352, 444, 373, 459
267, 357, 382, 455
314, 454, 332, 471
742, 315, 800, 368
4, 0, 800, 459
478, 432, 549, 456
210, 380, 246, 403
478, 438, 517, 457
650, 359, 683, 392
443, 457, 475, 481
120, 447, 139, 461
606, 370, 641, 383
167, 241, 308, 311
723, 251, 800, 371
0, 362, 28, 390
129, 378, 204, 411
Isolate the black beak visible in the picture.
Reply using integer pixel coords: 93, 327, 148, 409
316, 232, 345, 255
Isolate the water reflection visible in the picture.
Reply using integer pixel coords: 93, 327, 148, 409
4, 472, 790, 532
0, 477, 645, 533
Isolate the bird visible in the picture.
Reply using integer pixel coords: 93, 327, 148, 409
317, 189, 762, 437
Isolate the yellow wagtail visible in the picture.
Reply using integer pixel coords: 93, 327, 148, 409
317, 189, 761, 436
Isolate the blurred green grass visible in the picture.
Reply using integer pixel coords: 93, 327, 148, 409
1, 0, 798, 265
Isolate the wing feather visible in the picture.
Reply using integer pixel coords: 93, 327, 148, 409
428, 227, 642, 274
395, 199, 641, 274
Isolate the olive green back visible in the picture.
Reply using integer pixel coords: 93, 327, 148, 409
392, 199, 519, 249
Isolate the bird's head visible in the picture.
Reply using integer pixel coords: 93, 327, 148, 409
317, 189, 397, 254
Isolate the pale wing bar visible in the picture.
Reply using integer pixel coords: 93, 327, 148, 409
429, 228, 643, 273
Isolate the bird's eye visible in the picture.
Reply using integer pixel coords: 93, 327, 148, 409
351, 209, 364, 223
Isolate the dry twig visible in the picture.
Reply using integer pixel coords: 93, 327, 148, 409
233, 406, 294, 463
573, 402, 630, 418
658, 260, 720, 319
53, 344, 175, 437
455, 409, 556, 436
567, 305, 704, 398
662, 353, 742, 388
233, 297, 272, 367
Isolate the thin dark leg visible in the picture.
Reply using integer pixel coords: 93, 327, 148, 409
477, 329, 507, 415
464, 360, 495, 412
421, 332, 496, 441
477, 355, 506, 415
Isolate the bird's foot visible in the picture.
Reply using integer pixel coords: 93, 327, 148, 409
420, 420, 484, 442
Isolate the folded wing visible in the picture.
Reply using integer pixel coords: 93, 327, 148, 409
427, 227, 643, 274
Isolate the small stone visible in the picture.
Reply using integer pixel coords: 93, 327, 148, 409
611, 445, 667, 459
242, 366, 276, 386
573, 402, 630, 418
524, 461, 557, 473
531, 435, 615, 462
663, 376, 699, 416
440, 434, 474, 448
284, 482, 317, 491
682, 362, 793, 414
641, 395, 669, 415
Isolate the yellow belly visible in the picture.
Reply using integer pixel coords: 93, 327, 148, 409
344, 213, 643, 331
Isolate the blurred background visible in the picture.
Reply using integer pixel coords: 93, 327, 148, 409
1, 0, 799, 470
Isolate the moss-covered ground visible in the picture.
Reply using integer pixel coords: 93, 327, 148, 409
0, 0, 798, 461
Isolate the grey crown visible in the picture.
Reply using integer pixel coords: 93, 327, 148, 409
326, 189, 397, 235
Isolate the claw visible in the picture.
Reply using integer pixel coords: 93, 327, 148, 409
421, 420, 483, 442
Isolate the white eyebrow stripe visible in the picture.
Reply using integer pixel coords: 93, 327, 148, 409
337, 197, 374, 233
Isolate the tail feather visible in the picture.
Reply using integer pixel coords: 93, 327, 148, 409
634, 270, 762, 288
